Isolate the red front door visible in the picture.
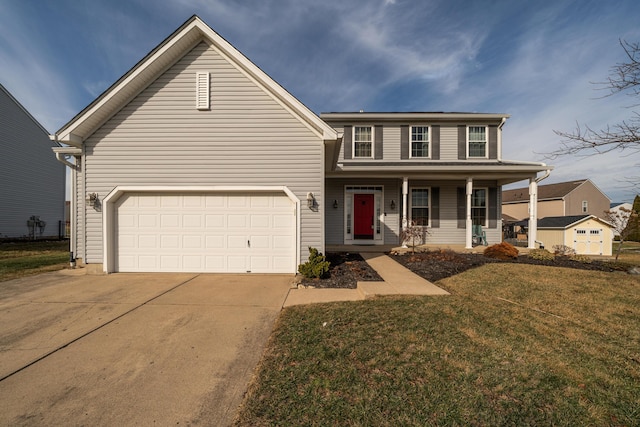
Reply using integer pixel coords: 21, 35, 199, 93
354, 194, 375, 240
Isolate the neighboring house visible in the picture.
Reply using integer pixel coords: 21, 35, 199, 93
52, 16, 550, 274
609, 202, 633, 237
502, 179, 610, 221
534, 215, 613, 256
0, 84, 65, 239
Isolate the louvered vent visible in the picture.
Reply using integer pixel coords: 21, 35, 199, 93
196, 72, 210, 110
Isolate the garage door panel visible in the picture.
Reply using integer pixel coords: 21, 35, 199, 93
115, 192, 295, 273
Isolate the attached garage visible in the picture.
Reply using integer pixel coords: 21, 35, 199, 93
535, 215, 613, 256
103, 187, 299, 273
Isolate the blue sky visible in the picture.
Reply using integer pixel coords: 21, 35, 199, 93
1, 0, 639, 202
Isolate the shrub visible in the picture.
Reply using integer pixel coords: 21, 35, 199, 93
484, 242, 519, 260
529, 248, 555, 261
571, 254, 593, 264
298, 247, 330, 279
553, 245, 576, 256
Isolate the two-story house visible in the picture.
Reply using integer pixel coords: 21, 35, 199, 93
1, 84, 65, 239
502, 179, 610, 221
321, 113, 551, 251
52, 16, 550, 274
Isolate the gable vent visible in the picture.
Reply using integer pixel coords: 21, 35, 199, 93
196, 72, 210, 110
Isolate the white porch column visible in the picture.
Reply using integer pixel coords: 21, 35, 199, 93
402, 177, 409, 229
465, 177, 473, 249
528, 178, 538, 249
401, 177, 409, 248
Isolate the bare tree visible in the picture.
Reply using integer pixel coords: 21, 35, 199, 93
550, 40, 640, 160
604, 206, 638, 261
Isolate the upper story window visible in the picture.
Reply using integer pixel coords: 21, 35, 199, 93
582, 200, 588, 213
353, 126, 373, 158
472, 188, 488, 226
410, 188, 430, 226
468, 126, 487, 158
410, 126, 430, 158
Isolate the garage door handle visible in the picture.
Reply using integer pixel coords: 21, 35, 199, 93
247, 240, 250, 248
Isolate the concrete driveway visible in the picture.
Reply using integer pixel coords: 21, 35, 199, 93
0, 269, 292, 426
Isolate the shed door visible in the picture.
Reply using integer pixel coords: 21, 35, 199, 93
573, 228, 603, 255
114, 192, 296, 273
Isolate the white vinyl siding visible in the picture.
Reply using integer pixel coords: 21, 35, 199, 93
82, 42, 323, 265
439, 126, 458, 161
0, 86, 65, 239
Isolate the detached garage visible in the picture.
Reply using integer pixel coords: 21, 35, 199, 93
536, 215, 613, 256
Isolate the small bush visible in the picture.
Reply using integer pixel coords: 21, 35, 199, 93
298, 247, 330, 279
484, 242, 519, 260
571, 254, 593, 264
553, 245, 576, 256
529, 248, 555, 261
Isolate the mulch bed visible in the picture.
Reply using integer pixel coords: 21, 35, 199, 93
301, 250, 632, 289
300, 252, 382, 289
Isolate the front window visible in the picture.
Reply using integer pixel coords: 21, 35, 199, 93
410, 188, 430, 226
468, 126, 487, 158
410, 126, 430, 158
472, 188, 487, 226
354, 126, 373, 158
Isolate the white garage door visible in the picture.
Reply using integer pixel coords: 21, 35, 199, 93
114, 192, 296, 273
573, 228, 603, 255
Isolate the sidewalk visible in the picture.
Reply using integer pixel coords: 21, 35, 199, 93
283, 253, 449, 307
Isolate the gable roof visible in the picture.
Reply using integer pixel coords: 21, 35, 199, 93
52, 15, 338, 146
502, 179, 589, 203
0, 84, 56, 145
515, 214, 612, 229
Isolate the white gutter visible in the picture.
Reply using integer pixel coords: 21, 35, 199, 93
51, 144, 82, 266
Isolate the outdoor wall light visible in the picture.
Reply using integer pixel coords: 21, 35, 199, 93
390, 200, 396, 210
307, 192, 315, 208
87, 192, 99, 207
333, 199, 338, 209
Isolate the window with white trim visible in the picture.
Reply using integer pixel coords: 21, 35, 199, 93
472, 188, 487, 226
353, 126, 373, 158
582, 200, 588, 213
410, 188, 430, 226
410, 126, 430, 158
468, 126, 487, 158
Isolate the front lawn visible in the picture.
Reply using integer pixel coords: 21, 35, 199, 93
0, 240, 69, 282
235, 264, 640, 426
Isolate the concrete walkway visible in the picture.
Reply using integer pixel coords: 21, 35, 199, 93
284, 253, 448, 307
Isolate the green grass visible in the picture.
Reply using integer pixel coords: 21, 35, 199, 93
0, 240, 69, 281
235, 264, 640, 426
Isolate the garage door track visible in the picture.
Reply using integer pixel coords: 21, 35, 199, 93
0, 270, 292, 425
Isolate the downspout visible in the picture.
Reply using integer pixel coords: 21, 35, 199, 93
52, 141, 81, 267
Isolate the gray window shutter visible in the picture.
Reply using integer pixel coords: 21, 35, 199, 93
458, 125, 466, 160
457, 187, 465, 228
489, 125, 498, 159
431, 187, 440, 228
400, 125, 409, 159
375, 125, 383, 159
488, 187, 498, 228
343, 125, 352, 159
431, 125, 440, 160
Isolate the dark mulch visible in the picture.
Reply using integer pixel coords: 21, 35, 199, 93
392, 250, 631, 283
300, 250, 633, 289
300, 252, 382, 289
